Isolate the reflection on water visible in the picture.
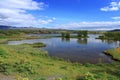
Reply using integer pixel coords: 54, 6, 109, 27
77, 38, 88, 45
61, 37, 88, 44
8, 34, 119, 64
102, 39, 118, 45
61, 38, 70, 42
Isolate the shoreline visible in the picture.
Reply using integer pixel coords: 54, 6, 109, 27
104, 47, 120, 61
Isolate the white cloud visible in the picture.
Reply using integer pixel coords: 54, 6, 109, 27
112, 16, 120, 20
100, 1, 120, 11
54, 21, 120, 30
0, 0, 46, 10
0, 0, 54, 27
38, 19, 54, 25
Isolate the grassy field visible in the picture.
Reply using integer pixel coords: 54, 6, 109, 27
0, 44, 120, 80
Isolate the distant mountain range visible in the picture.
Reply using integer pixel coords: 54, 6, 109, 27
0, 25, 66, 31
0, 25, 12, 29
0, 25, 120, 32
109, 29, 120, 32
0, 25, 39, 30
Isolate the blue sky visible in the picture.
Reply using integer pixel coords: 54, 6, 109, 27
0, 0, 120, 30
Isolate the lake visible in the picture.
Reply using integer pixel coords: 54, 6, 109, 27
8, 34, 119, 64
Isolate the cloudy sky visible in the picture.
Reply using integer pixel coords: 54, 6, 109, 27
0, 0, 120, 30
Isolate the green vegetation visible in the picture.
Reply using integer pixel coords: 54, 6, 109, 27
0, 29, 38, 41
0, 39, 8, 44
97, 32, 120, 46
0, 30, 120, 80
104, 47, 120, 61
65, 32, 70, 38
0, 30, 22, 38
61, 30, 88, 39
97, 32, 120, 41
61, 32, 65, 38
61, 32, 70, 38
77, 30, 88, 38
0, 30, 54, 42
0, 44, 120, 80
22, 43, 46, 48
88, 31, 105, 34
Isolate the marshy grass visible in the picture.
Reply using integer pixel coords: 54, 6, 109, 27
22, 42, 46, 48
104, 47, 120, 61
0, 39, 8, 44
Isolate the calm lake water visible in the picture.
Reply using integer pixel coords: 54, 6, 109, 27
8, 34, 119, 64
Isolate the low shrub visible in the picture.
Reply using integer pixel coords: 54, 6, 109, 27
16, 62, 36, 75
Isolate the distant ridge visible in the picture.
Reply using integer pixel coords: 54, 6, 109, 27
109, 29, 120, 32
0, 25, 67, 30
0, 25, 12, 30
0, 25, 38, 30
